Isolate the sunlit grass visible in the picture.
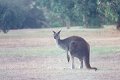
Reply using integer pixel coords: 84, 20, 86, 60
0, 27, 119, 57
91, 46, 120, 55
0, 47, 64, 57
0, 46, 119, 57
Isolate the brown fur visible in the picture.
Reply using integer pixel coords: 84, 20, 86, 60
53, 30, 97, 71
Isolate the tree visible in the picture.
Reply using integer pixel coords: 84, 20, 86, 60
98, 0, 120, 30
0, 0, 48, 33
80, 0, 103, 28
1, 0, 120, 32
110, 0, 120, 30
22, 6, 48, 28
0, 2, 8, 33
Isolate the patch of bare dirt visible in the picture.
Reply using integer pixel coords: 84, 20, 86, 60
0, 52, 120, 80
0, 38, 54, 48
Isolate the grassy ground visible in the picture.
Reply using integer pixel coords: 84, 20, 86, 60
0, 26, 120, 80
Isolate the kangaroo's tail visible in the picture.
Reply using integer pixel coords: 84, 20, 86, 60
84, 44, 97, 71
84, 56, 97, 71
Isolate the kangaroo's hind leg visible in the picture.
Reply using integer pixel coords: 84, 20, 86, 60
71, 56, 75, 69
79, 58, 83, 69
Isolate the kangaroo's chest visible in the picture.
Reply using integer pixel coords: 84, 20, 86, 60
57, 40, 70, 51
58, 42, 69, 51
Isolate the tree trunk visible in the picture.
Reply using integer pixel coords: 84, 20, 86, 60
66, 19, 70, 29
117, 15, 120, 30
83, 15, 88, 28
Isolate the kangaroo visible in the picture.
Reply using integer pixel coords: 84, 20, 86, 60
53, 30, 97, 71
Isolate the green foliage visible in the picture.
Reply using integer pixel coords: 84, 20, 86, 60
0, 0, 120, 32
0, 0, 48, 33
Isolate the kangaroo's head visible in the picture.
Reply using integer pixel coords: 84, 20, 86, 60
53, 30, 61, 40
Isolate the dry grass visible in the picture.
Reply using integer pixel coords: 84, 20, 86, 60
0, 27, 120, 80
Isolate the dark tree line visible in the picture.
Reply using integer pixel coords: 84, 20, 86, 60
0, 0, 48, 33
0, 0, 120, 33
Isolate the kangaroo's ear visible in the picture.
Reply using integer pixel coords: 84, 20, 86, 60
58, 30, 61, 34
53, 31, 56, 34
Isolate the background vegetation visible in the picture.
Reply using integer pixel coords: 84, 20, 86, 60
0, 0, 120, 33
